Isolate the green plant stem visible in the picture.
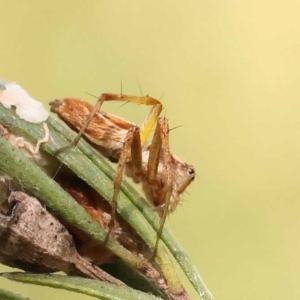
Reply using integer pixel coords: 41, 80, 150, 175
0, 286, 34, 300
1, 273, 162, 300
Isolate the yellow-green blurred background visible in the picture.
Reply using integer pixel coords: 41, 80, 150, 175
1, 0, 300, 299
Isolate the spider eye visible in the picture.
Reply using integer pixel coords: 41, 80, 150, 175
188, 167, 195, 180
188, 168, 195, 174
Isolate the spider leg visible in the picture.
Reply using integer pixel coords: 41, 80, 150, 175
55, 95, 106, 154
97, 93, 162, 145
147, 117, 172, 259
103, 125, 142, 244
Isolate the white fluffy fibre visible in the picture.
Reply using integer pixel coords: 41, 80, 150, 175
0, 82, 49, 123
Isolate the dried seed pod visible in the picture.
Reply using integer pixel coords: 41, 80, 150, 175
0, 191, 123, 286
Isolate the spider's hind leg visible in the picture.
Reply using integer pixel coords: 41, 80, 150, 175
54, 94, 107, 154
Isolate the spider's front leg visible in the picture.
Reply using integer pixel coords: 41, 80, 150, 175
104, 125, 142, 244
147, 117, 173, 259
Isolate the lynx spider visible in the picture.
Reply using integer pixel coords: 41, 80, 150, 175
50, 93, 195, 256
